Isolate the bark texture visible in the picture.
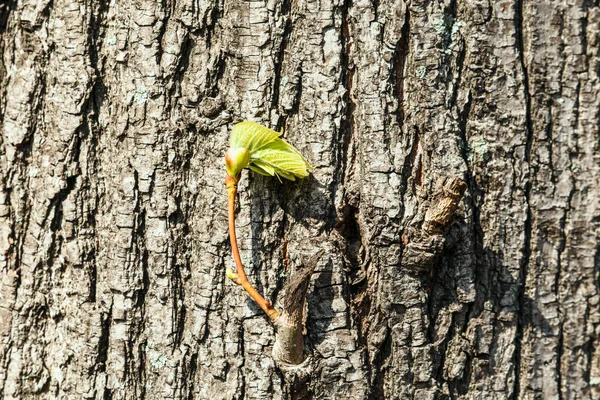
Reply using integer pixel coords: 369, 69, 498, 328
1, 0, 599, 399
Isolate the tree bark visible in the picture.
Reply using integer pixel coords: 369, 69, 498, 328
1, 0, 599, 399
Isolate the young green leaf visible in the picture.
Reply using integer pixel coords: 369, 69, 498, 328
230, 121, 281, 151
227, 121, 312, 181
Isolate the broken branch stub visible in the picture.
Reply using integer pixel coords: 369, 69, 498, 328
272, 249, 325, 367
402, 177, 468, 271
423, 177, 468, 235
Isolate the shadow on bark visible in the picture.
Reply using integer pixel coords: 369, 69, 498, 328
424, 211, 553, 398
243, 173, 338, 397
306, 257, 335, 348
0, 1, 15, 33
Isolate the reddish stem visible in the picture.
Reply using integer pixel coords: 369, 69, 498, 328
226, 174, 281, 322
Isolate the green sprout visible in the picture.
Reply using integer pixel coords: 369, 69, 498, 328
224, 121, 312, 321
225, 121, 311, 183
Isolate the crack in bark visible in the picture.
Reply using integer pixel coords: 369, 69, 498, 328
399, 127, 420, 207
96, 305, 112, 375
172, 249, 186, 349
455, 88, 485, 340
392, 6, 410, 126
156, 0, 171, 66
513, 1, 535, 397
555, 174, 575, 398
337, 0, 356, 196
271, 14, 292, 112
238, 321, 246, 400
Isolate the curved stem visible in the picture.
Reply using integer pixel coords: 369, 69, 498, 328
226, 174, 281, 322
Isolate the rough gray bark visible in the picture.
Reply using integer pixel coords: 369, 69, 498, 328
0, 0, 599, 399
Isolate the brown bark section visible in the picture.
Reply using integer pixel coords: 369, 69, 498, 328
0, 0, 599, 399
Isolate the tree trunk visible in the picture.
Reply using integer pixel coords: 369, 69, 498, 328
1, 0, 599, 399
